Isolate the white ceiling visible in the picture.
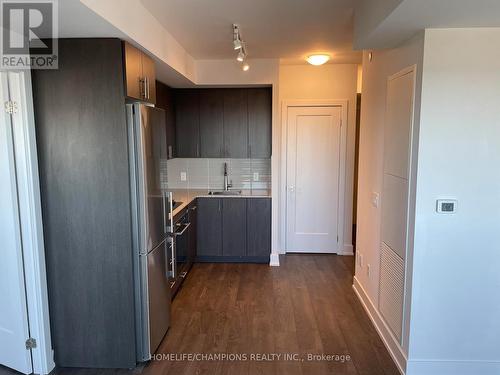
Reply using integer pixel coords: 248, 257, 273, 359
140, 0, 362, 63
354, 0, 500, 49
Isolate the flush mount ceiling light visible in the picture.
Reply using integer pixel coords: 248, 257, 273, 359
306, 54, 330, 66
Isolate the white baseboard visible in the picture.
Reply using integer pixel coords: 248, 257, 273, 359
352, 276, 407, 374
338, 244, 354, 256
269, 253, 280, 266
406, 359, 500, 375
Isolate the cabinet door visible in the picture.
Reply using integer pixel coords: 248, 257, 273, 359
197, 198, 222, 256
123, 42, 143, 100
248, 88, 272, 158
247, 198, 271, 257
155, 81, 176, 159
223, 89, 248, 158
222, 199, 247, 257
175, 90, 200, 157
199, 89, 224, 158
141, 52, 156, 104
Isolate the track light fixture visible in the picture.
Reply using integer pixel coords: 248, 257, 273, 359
233, 24, 249, 71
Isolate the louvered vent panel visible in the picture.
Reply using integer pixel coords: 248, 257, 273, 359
379, 242, 404, 342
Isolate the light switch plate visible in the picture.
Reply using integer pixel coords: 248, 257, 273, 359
180, 172, 187, 181
253, 172, 259, 182
371, 192, 380, 208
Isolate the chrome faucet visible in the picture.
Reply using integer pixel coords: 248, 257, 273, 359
223, 162, 232, 191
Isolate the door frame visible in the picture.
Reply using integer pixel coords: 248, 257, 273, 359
281, 99, 348, 254
2, 71, 55, 374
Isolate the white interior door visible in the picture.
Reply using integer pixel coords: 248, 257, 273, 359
0, 72, 33, 374
286, 106, 342, 253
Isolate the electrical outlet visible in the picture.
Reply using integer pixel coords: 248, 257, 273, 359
371, 192, 380, 208
253, 172, 259, 182
180, 172, 187, 181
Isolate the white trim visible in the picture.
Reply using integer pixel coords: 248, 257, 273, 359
7, 71, 55, 374
269, 253, 280, 267
406, 359, 500, 375
353, 276, 406, 375
339, 244, 354, 256
280, 99, 349, 254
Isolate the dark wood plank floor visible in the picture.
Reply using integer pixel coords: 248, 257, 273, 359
145, 255, 399, 375
1, 255, 399, 375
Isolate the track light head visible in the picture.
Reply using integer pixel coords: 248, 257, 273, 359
233, 38, 242, 50
242, 63, 250, 71
237, 49, 245, 62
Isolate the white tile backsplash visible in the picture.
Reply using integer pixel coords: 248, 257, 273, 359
166, 158, 271, 191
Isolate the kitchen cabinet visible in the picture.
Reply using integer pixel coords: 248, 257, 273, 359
172, 88, 272, 159
197, 198, 222, 256
199, 89, 224, 157
222, 198, 247, 257
123, 41, 156, 104
223, 89, 248, 158
175, 90, 200, 157
155, 81, 176, 159
248, 88, 272, 158
196, 197, 271, 262
247, 198, 272, 257
32, 38, 136, 368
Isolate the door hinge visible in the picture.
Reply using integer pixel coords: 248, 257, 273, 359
4, 100, 19, 114
25, 338, 37, 350
337, 236, 339, 243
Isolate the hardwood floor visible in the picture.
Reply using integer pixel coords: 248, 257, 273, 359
145, 255, 399, 375
0, 255, 399, 375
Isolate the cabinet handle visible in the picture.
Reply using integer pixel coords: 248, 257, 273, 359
145, 76, 149, 100
139, 77, 145, 99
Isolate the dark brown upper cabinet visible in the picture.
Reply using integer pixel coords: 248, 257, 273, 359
173, 87, 272, 159
175, 90, 200, 157
123, 42, 156, 104
223, 89, 248, 158
155, 81, 176, 159
248, 88, 272, 158
199, 89, 224, 158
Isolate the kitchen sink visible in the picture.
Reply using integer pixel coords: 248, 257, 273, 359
208, 190, 242, 196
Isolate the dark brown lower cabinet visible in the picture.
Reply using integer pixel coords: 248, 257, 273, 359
196, 197, 270, 262
222, 198, 247, 257
247, 198, 272, 258
197, 198, 222, 256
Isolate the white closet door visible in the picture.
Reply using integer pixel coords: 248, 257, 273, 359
0, 72, 33, 374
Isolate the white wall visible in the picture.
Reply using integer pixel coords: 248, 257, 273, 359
407, 28, 500, 375
279, 64, 359, 254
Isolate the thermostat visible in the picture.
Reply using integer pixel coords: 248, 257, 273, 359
436, 199, 457, 214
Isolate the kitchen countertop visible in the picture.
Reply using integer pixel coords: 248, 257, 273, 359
170, 189, 271, 218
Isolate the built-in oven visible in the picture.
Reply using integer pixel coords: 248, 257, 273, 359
166, 204, 191, 296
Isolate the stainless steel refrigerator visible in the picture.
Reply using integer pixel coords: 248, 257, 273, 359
127, 103, 172, 362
